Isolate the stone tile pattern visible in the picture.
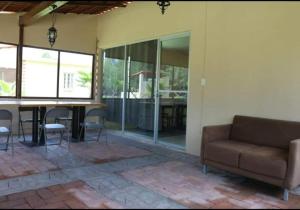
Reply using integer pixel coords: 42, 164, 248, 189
69, 141, 151, 164
83, 172, 184, 209
0, 143, 58, 180
0, 134, 298, 209
122, 161, 300, 209
0, 180, 123, 209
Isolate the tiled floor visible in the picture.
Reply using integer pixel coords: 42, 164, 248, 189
0, 134, 298, 209
122, 161, 300, 209
0, 145, 58, 180
0, 180, 122, 209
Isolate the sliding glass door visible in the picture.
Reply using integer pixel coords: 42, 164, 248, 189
156, 35, 190, 148
125, 40, 157, 139
101, 33, 189, 148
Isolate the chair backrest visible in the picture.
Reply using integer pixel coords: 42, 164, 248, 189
85, 108, 107, 123
19, 107, 35, 112
0, 110, 12, 121
44, 108, 70, 123
18, 107, 35, 121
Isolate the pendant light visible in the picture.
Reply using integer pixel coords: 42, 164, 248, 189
157, 0, 171, 15
48, 5, 58, 48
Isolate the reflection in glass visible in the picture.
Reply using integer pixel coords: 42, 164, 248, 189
102, 46, 125, 130
160, 65, 188, 91
158, 36, 190, 148
158, 93, 187, 147
22, 47, 58, 97
59, 52, 93, 98
125, 40, 157, 138
0, 44, 17, 96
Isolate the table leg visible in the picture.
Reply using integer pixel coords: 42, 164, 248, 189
39, 107, 46, 145
79, 106, 85, 142
72, 106, 86, 141
32, 107, 39, 145
72, 107, 79, 140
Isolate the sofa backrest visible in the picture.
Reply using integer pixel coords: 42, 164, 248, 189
230, 115, 300, 149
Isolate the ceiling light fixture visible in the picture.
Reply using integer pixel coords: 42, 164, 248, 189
157, 0, 170, 15
47, 5, 58, 48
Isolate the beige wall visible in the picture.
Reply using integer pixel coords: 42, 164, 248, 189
97, 1, 300, 156
97, 1, 206, 156
0, 13, 97, 54
0, 14, 19, 44
203, 2, 300, 125
25, 14, 97, 54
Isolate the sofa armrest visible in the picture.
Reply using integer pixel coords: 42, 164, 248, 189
201, 124, 232, 163
285, 139, 300, 190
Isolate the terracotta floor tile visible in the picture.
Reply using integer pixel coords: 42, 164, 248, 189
0, 181, 124, 209
122, 161, 300, 209
0, 138, 298, 209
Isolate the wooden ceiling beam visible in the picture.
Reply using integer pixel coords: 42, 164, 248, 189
18, 3, 35, 13
0, 2, 11, 11
19, 1, 68, 26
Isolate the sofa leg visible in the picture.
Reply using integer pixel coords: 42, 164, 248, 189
283, 189, 289, 201
202, 164, 208, 174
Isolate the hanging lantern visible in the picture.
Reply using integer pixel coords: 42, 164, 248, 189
157, 0, 170, 15
48, 26, 57, 48
47, 5, 58, 48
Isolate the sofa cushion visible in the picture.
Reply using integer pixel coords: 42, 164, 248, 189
230, 115, 300, 149
239, 146, 288, 179
204, 140, 258, 167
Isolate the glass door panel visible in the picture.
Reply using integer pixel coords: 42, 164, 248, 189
102, 46, 125, 130
157, 35, 190, 148
125, 40, 157, 139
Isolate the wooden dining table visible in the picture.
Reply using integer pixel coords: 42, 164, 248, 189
0, 100, 106, 146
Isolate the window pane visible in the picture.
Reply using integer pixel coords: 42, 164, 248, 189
128, 61, 155, 99
59, 52, 93, 98
160, 65, 188, 91
160, 36, 189, 91
22, 47, 58, 97
0, 44, 17, 96
125, 40, 157, 137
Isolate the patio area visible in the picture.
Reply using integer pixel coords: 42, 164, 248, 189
0, 134, 298, 209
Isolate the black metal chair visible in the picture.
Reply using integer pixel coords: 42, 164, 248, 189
18, 107, 40, 142
54, 106, 72, 126
39, 107, 71, 152
0, 110, 13, 156
79, 108, 108, 143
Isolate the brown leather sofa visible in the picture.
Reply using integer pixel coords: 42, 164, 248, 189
201, 115, 300, 201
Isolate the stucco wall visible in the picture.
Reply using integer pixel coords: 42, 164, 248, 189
97, 1, 300, 156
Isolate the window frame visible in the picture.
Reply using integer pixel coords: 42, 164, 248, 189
0, 42, 18, 98
20, 45, 95, 100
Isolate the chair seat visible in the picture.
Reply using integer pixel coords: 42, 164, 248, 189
81, 122, 104, 129
239, 146, 288, 179
56, 117, 72, 121
204, 140, 259, 167
0, 127, 9, 134
42, 124, 66, 130
21, 119, 41, 123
